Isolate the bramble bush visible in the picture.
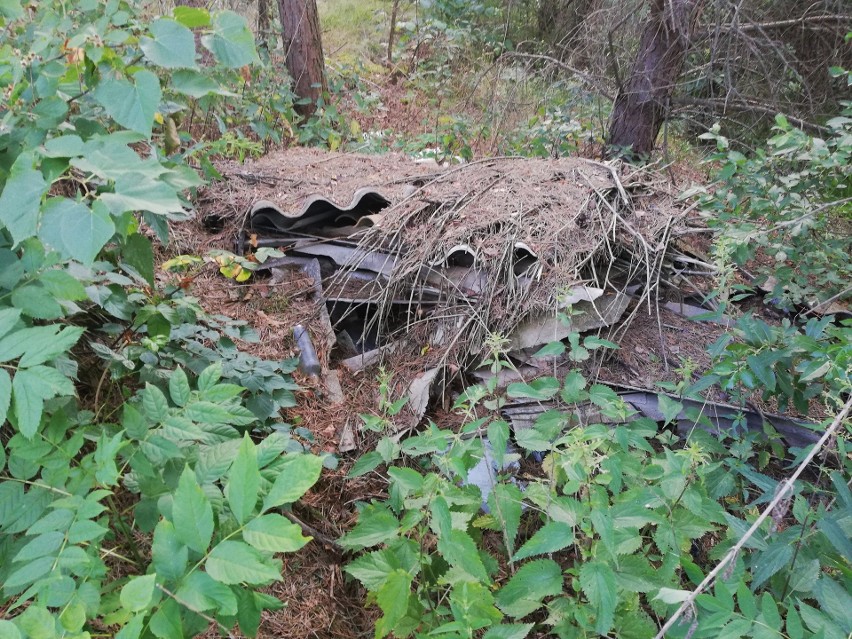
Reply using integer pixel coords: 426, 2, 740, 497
0, 2, 324, 637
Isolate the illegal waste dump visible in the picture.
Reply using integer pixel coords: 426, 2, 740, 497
195, 144, 836, 516
197, 147, 823, 457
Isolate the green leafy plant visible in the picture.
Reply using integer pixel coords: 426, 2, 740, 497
698, 106, 852, 308
704, 313, 852, 413
0, 3, 323, 637
343, 338, 851, 638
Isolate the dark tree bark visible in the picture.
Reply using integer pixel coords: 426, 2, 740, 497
387, 0, 400, 65
278, 0, 328, 118
606, 0, 705, 158
257, 0, 271, 49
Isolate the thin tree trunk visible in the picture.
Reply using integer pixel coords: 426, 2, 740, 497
258, 0, 271, 49
606, 0, 705, 158
278, 0, 328, 118
387, 0, 400, 65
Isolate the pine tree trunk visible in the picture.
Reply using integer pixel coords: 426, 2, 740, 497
258, 0, 271, 49
606, 0, 705, 159
278, 0, 328, 118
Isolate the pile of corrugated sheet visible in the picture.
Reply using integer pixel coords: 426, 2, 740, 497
196, 147, 820, 455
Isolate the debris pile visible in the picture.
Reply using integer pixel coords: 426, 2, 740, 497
197, 147, 815, 454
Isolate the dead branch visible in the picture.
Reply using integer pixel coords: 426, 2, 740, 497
671, 96, 830, 134
497, 51, 615, 101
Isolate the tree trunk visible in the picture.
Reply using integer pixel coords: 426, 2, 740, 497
606, 0, 705, 159
258, 0, 271, 49
278, 0, 328, 118
387, 0, 400, 65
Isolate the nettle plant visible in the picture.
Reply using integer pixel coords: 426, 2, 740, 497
0, 2, 323, 637
343, 340, 852, 638
698, 105, 852, 309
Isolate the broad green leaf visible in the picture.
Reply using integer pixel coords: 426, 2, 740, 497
38, 198, 115, 266
658, 394, 683, 424
615, 555, 659, 593
751, 541, 792, 587
140, 18, 197, 69
4, 556, 54, 589
747, 352, 776, 391
0, 369, 11, 426
579, 561, 617, 634
68, 519, 108, 544
494, 559, 563, 618
796, 601, 844, 639
345, 547, 416, 591
99, 176, 184, 216
173, 5, 210, 27
588, 384, 622, 414
243, 513, 310, 552
482, 624, 534, 639
168, 367, 191, 407
225, 435, 260, 524
17, 325, 84, 368
387, 467, 424, 494
201, 11, 259, 68
11, 285, 62, 320
654, 587, 691, 604
151, 520, 188, 584
171, 69, 234, 98
39, 270, 88, 301
786, 558, 820, 593
583, 336, 619, 350
0, 308, 22, 340
512, 521, 573, 561
12, 368, 47, 437
205, 540, 282, 585
813, 577, 852, 633
0, 620, 22, 639
123, 233, 155, 285
115, 612, 148, 639
438, 529, 491, 583
0, 0, 23, 19
122, 403, 149, 439
514, 427, 554, 451
561, 370, 588, 403
13, 531, 64, 562
786, 605, 804, 639
761, 593, 782, 629
142, 383, 169, 422
533, 341, 565, 358
0, 152, 47, 246
149, 598, 183, 639
94, 70, 162, 137
120, 574, 157, 612
172, 467, 214, 554
16, 606, 55, 639
487, 419, 510, 467
507, 376, 560, 401
197, 362, 222, 391
339, 504, 400, 550
817, 516, 852, 562
375, 569, 412, 639
262, 453, 323, 510
450, 581, 502, 630
488, 483, 523, 555
347, 451, 383, 477
175, 571, 238, 616
41, 134, 84, 158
